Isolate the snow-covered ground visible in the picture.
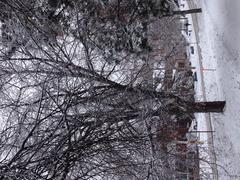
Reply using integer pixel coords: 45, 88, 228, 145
181, 0, 240, 179
180, 1, 218, 179
199, 1, 240, 179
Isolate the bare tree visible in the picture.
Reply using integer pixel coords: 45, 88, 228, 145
0, 0, 223, 179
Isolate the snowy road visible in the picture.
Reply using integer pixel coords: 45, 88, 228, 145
180, 1, 218, 179
190, 0, 240, 179
187, 1, 219, 179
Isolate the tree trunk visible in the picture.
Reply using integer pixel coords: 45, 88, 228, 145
190, 101, 226, 113
173, 8, 202, 15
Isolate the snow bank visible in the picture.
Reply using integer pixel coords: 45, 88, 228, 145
181, 0, 240, 179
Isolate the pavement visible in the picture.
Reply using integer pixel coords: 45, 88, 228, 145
184, 0, 218, 179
